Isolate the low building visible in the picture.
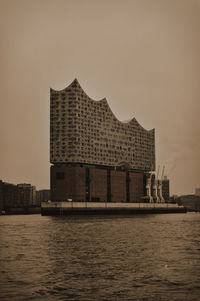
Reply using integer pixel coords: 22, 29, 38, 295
195, 188, 200, 196
2, 182, 19, 208
17, 184, 36, 206
0, 180, 37, 209
36, 189, 50, 206
177, 194, 200, 211
0, 180, 4, 211
162, 176, 170, 201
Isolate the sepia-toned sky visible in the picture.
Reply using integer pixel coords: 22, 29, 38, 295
1, 0, 200, 195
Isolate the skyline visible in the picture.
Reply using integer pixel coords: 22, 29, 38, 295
1, 0, 200, 195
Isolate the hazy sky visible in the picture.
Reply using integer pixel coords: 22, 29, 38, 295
1, 0, 200, 195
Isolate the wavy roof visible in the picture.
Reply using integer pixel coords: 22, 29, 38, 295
51, 79, 154, 132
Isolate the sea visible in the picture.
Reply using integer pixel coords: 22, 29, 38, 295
0, 213, 200, 301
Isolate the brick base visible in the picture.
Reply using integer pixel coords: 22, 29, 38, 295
51, 165, 145, 202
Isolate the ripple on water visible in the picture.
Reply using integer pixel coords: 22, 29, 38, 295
0, 213, 200, 301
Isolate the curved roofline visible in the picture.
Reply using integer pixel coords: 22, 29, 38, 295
51, 78, 106, 102
50, 79, 154, 132
131, 117, 154, 132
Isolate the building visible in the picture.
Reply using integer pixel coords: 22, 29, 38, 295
162, 176, 170, 201
2, 182, 20, 208
195, 188, 200, 196
50, 79, 156, 202
177, 194, 200, 211
17, 184, 36, 206
0, 180, 4, 211
0, 181, 37, 209
0, 179, 51, 212
36, 189, 50, 206
50, 79, 155, 170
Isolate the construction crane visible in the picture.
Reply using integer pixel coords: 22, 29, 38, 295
161, 165, 165, 180
157, 165, 160, 179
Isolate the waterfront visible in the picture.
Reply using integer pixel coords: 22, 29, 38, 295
0, 213, 200, 301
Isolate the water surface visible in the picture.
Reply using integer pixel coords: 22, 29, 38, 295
0, 213, 200, 300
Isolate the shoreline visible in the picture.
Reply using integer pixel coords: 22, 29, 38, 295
1, 207, 41, 215
41, 201, 187, 216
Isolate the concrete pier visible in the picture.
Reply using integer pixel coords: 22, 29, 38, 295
41, 201, 186, 215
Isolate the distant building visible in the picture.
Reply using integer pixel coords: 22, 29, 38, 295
195, 188, 200, 196
0, 180, 4, 210
50, 79, 156, 202
17, 184, 36, 206
0, 180, 50, 211
2, 182, 20, 208
162, 176, 170, 201
36, 189, 50, 206
0, 181, 37, 209
177, 194, 200, 211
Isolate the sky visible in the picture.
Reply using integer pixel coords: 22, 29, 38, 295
1, 0, 200, 195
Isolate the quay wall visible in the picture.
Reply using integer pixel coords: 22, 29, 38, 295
41, 202, 186, 215
3, 207, 41, 215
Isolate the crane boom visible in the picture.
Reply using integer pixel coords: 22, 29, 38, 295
157, 165, 160, 179
161, 165, 165, 180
